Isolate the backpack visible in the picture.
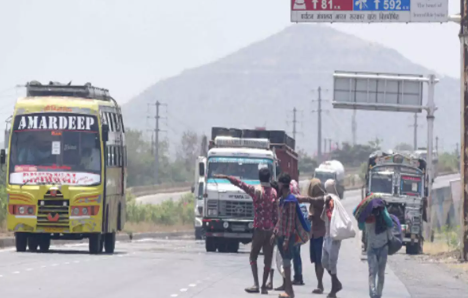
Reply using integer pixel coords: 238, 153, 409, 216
388, 214, 403, 255
300, 204, 311, 231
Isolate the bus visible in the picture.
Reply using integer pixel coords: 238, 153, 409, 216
2, 81, 126, 254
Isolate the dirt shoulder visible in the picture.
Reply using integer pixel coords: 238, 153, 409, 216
387, 240, 468, 297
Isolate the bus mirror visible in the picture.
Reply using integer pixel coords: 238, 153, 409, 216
0, 149, 5, 165
199, 162, 205, 176
102, 124, 109, 142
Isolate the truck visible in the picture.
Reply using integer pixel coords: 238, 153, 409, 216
361, 151, 428, 254
193, 156, 206, 240
314, 160, 345, 199
5, 81, 126, 254
201, 127, 298, 253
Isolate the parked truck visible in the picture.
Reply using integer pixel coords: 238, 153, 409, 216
314, 160, 345, 199
361, 151, 428, 254
201, 127, 298, 253
193, 156, 206, 240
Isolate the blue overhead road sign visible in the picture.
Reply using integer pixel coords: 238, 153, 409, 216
353, 0, 410, 11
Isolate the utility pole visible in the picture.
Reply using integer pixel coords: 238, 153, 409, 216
461, 0, 468, 261
293, 107, 297, 140
435, 136, 439, 153
352, 110, 357, 145
329, 138, 332, 152
412, 113, 418, 150
148, 101, 165, 184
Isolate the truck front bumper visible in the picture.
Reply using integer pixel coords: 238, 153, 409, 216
203, 218, 254, 239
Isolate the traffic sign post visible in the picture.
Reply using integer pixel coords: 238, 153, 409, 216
291, 0, 449, 23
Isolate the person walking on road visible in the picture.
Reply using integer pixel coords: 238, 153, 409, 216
321, 179, 343, 298
214, 167, 277, 294
272, 173, 310, 298
297, 178, 327, 294
355, 194, 394, 298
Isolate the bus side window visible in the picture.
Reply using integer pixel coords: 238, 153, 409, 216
120, 114, 125, 133
113, 146, 117, 166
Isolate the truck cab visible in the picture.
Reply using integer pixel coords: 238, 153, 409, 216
363, 151, 427, 255
203, 136, 277, 253
193, 156, 206, 240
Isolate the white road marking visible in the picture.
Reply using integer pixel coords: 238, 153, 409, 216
73, 261, 79, 264
170, 295, 178, 297
189, 284, 197, 287
64, 262, 70, 265
52, 264, 58, 267
26, 268, 33, 271
41, 266, 47, 268
180, 288, 188, 292
13, 271, 20, 274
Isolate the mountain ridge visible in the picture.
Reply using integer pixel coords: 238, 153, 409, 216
122, 24, 460, 155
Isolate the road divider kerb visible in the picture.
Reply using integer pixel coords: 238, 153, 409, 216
0, 230, 193, 250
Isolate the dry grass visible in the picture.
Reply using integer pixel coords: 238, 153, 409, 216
424, 241, 454, 255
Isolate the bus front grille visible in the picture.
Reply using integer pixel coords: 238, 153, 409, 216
37, 200, 70, 228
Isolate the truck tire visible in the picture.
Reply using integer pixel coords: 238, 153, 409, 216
104, 232, 116, 254
205, 237, 217, 252
39, 235, 51, 252
15, 233, 28, 252
406, 242, 422, 255
89, 233, 103, 254
227, 241, 239, 253
28, 235, 39, 252
217, 239, 228, 253
195, 228, 203, 240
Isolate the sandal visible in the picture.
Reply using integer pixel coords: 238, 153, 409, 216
245, 286, 260, 293
278, 293, 293, 298
312, 288, 324, 294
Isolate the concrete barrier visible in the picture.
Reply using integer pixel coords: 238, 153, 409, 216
0, 230, 193, 250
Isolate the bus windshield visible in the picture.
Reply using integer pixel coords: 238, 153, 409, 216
8, 113, 101, 186
370, 171, 393, 194
207, 157, 274, 181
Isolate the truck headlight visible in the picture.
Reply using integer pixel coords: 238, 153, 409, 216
248, 222, 254, 229
223, 222, 229, 229
207, 209, 217, 216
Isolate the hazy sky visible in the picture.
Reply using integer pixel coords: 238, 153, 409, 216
0, 0, 461, 118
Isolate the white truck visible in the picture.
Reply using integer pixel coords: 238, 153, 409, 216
314, 160, 345, 199
193, 156, 206, 240
202, 136, 278, 253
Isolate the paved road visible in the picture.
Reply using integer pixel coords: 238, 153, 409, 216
0, 174, 461, 297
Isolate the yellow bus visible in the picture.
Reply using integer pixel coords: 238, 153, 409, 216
1, 81, 126, 254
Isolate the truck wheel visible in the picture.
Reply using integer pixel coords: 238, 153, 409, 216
28, 235, 39, 252
89, 233, 103, 254
406, 243, 421, 255
205, 237, 217, 252
195, 228, 202, 240
217, 239, 228, 253
227, 241, 239, 253
104, 232, 116, 254
39, 235, 51, 252
15, 233, 28, 252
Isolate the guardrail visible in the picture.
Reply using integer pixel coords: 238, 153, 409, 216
127, 182, 192, 198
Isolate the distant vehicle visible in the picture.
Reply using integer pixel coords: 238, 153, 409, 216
314, 160, 345, 199
193, 156, 206, 240
5, 81, 126, 254
202, 127, 297, 253
362, 151, 427, 255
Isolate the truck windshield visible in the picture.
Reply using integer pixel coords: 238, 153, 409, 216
207, 157, 274, 181
8, 113, 101, 186
400, 175, 422, 196
314, 171, 335, 185
370, 172, 393, 194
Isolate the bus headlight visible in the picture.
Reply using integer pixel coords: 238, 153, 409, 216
27, 207, 34, 215
72, 208, 80, 216
82, 207, 89, 215
18, 206, 25, 215
223, 222, 229, 229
